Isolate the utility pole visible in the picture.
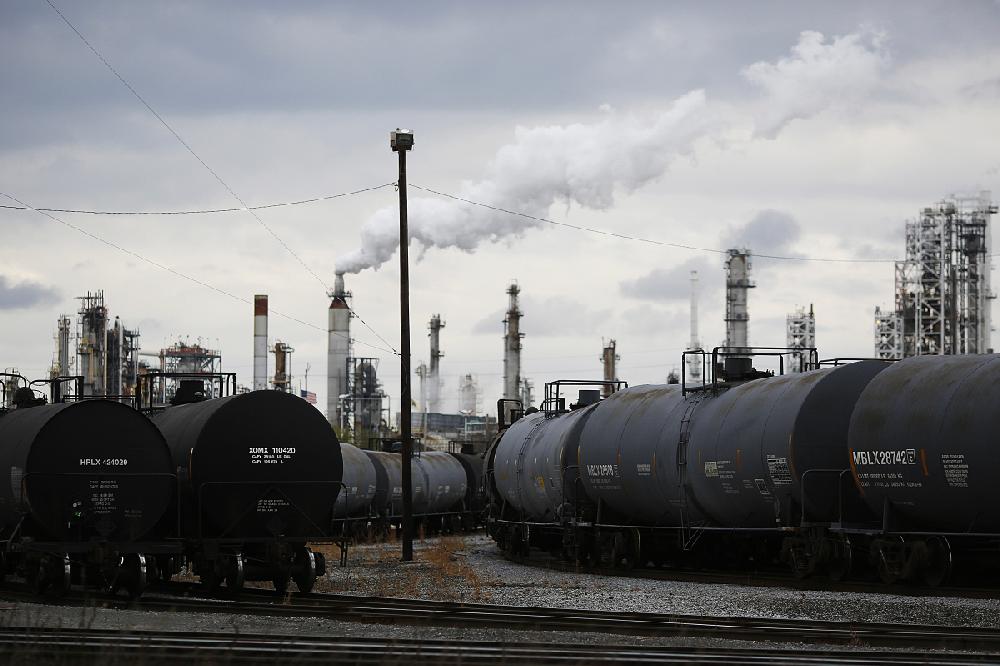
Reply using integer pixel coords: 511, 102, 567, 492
392, 128, 415, 562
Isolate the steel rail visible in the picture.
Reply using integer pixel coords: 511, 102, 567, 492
2, 583, 999, 652
0, 627, 996, 665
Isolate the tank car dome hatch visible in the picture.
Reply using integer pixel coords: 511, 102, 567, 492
848, 354, 1000, 532
151, 390, 343, 539
0, 400, 174, 542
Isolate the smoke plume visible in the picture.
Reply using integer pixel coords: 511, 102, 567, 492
336, 28, 887, 274
335, 90, 709, 273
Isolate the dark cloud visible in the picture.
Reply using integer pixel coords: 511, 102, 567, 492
721, 209, 801, 255
0, 276, 60, 310
619, 256, 714, 301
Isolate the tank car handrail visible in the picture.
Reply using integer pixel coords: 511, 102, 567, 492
195, 479, 340, 540
682, 346, 820, 395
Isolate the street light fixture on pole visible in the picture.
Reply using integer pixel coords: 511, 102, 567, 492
391, 128, 415, 562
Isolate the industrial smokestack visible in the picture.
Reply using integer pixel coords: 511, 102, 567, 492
686, 271, 703, 385
253, 294, 268, 391
724, 250, 755, 354
600, 339, 618, 398
327, 272, 351, 428
502, 283, 523, 409
428, 314, 445, 413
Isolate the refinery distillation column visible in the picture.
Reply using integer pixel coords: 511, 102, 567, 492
428, 314, 445, 413
253, 295, 268, 391
600, 339, 618, 398
686, 270, 703, 385
502, 283, 523, 409
724, 250, 755, 355
328, 273, 351, 429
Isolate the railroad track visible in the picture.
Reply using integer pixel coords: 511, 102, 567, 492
2, 582, 999, 652
0, 626, 997, 665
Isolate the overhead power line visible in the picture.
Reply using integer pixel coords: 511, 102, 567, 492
408, 184, 908, 265
0, 183, 394, 215
1, 191, 396, 355
42, 0, 399, 355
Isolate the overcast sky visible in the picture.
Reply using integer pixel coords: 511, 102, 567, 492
2, 1, 999, 416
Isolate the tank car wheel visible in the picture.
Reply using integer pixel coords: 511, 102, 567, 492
273, 573, 291, 595
155, 556, 174, 583
828, 537, 853, 582
871, 539, 902, 585
921, 537, 952, 587
293, 549, 317, 594
225, 553, 246, 592
33, 554, 72, 596
109, 554, 148, 599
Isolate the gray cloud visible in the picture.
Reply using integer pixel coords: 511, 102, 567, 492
472, 295, 612, 338
619, 256, 715, 302
0, 276, 60, 310
721, 209, 801, 255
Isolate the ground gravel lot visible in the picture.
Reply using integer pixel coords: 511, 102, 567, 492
315, 533, 1000, 629
0, 532, 996, 656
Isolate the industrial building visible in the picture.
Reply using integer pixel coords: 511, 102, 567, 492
875, 192, 996, 358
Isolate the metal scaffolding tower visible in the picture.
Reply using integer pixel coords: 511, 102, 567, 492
77, 291, 108, 396
786, 304, 816, 373
344, 357, 386, 443
875, 192, 996, 358
272, 341, 294, 392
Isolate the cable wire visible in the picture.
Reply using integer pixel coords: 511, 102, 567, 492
43, 0, 399, 355
0, 182, 394, 215
1, 191, 397, 355
409, 183, 909, 264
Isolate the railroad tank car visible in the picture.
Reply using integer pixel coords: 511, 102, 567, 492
492, 405, 598, 523
151, 390, 342, 592
848, 354, 1000, 532
0, 397, 175, 595
334, 442, 377, 520
575, 362, 887, 531
847, 354, 1000, 584
418, 451, 468, 515
489, 360, 891, 573
451, 451, 487, 526
366, 450, 426, 517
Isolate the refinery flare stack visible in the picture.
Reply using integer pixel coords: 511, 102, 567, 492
328, 272, 351, 430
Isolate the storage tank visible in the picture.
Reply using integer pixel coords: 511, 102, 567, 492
417, 451, 467, 514
365, 450, 427, 516
0, 400, 173, 541
492, 404, 598, 522
151, 391, 342, 539
685, 361, 889, 527
334, 443, 377, 519
848, 354, 1000, 532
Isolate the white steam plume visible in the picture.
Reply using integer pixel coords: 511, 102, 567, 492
335, 90, 710, 274
742, 29, 888, 137
337, 28, 887, 274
